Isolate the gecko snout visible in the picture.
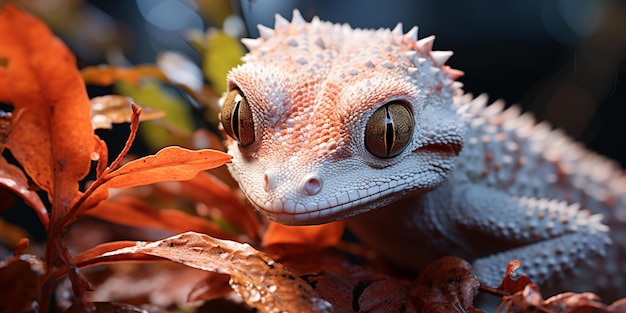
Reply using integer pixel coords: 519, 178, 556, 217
262, 170, 322, 196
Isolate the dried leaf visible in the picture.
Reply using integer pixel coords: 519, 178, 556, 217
358, 278, 415, 312
497, 284, 544, 312
0, 188, 16, 214
74, 241, 159, 266
80, 263, 211, 310
63, 301, 155, 313
187, 272, 233, 303
0, 156, 48, 228
305, 270, 416, 313
0, 255, 45, 313
497, 260, 533, 295
262, 222, 344, 249
76, 232, 333, 313
268, 245, 358, 278
274, 245, 418, 313
0, 109, 22, 153
76, 147, 231, 216
90, 95, 165, 130
0, 4, 94, 214
304, 272, 356, 313
412, 256, 482, 313
544, 291, 606, 313
84, 197, 235, 240
607, 299, 626, 312
499, 287, 626, 313
81, 64, 166, 86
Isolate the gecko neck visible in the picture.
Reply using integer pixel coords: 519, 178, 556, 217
344, 180, 459, 271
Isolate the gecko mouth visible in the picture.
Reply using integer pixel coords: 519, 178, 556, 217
241, 179, 410, 225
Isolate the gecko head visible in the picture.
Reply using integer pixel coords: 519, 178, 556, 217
218, 10, 465, 225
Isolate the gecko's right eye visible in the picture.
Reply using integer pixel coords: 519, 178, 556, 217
220, 88, 255, 146
365, 102, 413, 158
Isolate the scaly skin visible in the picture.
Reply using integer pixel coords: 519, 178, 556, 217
220, 10, 626, 300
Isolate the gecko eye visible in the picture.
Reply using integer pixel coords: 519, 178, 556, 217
365, 102, 413, 158
220, 88, 255, 146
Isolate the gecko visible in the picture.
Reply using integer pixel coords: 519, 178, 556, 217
219, 10, 626, 300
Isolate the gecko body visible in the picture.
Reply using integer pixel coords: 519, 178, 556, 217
220, 10, 626, 299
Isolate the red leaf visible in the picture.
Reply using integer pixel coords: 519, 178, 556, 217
105, 147, 231, 186
76, 147, 231, 215
263, 221, 345, 250
497, 260, 533, 294
0, 4, 94, 216
0, 255, 44, 313
84, 197, 235, 240
0, 155, 48, 228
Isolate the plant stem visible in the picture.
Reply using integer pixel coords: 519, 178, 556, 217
58, 104, 142, 227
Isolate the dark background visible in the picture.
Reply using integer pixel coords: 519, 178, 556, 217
89, 0, 626, 164
66, 0, 626, 165
240, 0, 626, 166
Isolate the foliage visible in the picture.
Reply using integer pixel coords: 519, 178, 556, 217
1, 3, 626, 313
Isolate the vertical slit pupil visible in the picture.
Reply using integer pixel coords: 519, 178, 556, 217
232, 100, 241, 140
385, 106, 394, 155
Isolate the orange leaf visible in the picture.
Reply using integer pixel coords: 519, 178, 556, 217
73, 241, 154, 266
84, 197, 235, 240
76, 147, 231, 215
0, 155, 48, 228
0, 62, 7, 101
262, 221, 345, 249
90, 95, 165, 130
92, 135, 108, 179
80, 64, 166, 86
105, 146, 231, 187
75, 231, 332, 312
0, 4, 94, 215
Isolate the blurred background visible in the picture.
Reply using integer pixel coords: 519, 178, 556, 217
19, 0, 626, 160
7, 0, 626, 236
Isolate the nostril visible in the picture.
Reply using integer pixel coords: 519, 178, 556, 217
303, 174, 322, 196
264, 173, 270, 192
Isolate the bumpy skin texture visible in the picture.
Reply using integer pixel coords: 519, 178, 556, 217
221, 10, 626, 299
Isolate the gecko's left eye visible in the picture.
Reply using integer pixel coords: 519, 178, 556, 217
365, 102, 413, 158
220, 88, 255, 146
